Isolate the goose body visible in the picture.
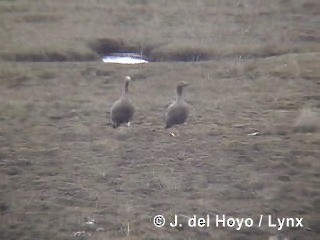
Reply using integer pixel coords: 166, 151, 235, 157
165, 81, 189, 128
110, 76, 135, 128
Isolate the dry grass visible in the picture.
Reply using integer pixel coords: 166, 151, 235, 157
1, 0, 320, 61
293, 108, 320, 133
1, 0, 320, 240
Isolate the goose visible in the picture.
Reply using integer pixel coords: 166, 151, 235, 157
165, 81, 189, 128
110, 76, 135, 128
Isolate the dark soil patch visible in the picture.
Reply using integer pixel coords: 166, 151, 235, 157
0, 38, 299, 63
1, 51, 97, 62
89, 38, 292, 63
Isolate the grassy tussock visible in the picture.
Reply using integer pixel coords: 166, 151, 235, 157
293, 108, 320, 133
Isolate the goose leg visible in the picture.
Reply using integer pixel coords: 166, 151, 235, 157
169, 129, 180, 137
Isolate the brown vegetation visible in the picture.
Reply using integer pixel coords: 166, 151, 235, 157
0, 0, 319, 239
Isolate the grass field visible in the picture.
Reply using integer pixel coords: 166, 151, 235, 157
0, 0, 320, 239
